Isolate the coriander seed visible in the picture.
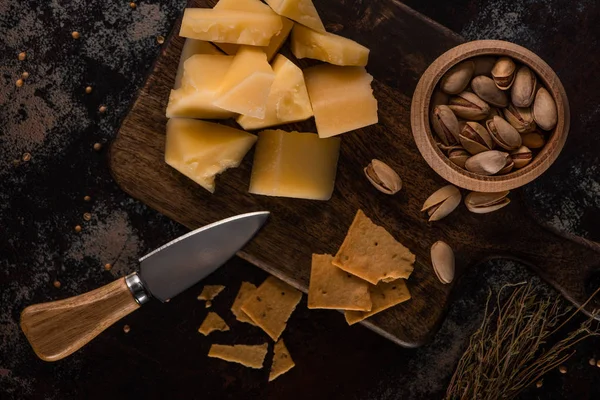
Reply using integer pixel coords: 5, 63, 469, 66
589, 358, 596, 366
93, 142, 102, 151
123, 324, 130, 333
72, 31, 80, 39
74, 225, 82, 233
535, 380, 542, 388
99, 105, 107, 113
22, 72, 29, 79
16, 79, 24, 87
84, 195, 91, 202
157, 35, 165, 44
18, 52, 26, 61
53, 280, 61, 288
130, 2, 137, 9
83, 212, 91, 221
22, 153, 31, 162
559, 365, 567, 374
104, 263, 112, 271
85, 86, 93, 94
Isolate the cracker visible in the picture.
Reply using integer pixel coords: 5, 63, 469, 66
345, 279, 411, 325
198, 312, 230, 336
198, 285, 225, 301
241, 276, 302, 341
208, 343, 268, 369
269, 340, 295, 382
231, 282, 257, 325
308, 254, 372, 311
332, 210, 415, 284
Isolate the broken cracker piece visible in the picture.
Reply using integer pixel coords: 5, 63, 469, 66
241, 276, 302, 341
198, 285, 226, 301
208, 343, 268, 369
198, 312, 230, 336
269, 339, 295, 381
231, 282, 258, 325
332, 210, 415, 285
308, 254, 371, 311
345, 279, 411, 325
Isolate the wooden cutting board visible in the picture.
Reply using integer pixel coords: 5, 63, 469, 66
109, 0, 600, 347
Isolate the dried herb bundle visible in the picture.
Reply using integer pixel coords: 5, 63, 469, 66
446, 282, 600, 400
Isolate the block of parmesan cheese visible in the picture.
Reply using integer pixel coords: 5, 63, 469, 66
213, 0, 294, 61
174, 39, 222, 89
213, 47, 275, 118
249, 129, 340, 200
179, 8, 283, 46
304, 64, 378, 138
265, 0, 325, 32
165, 119, 257, 193
166, 54, 236, 119
237, 54, 312, 130
291, 24, 369, 67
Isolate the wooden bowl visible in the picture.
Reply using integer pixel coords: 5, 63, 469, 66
411, 40, 570, 192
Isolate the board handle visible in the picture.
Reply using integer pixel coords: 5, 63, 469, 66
20, 275, 144, 362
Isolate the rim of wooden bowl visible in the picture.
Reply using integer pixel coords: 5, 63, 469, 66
411, 40, 570, 192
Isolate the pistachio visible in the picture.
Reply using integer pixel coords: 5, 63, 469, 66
430, 241, 455, 284
465, 191, 511, 214
472, 56, 497, 76
448, 148, 470, 168
437, 143, 464, 153
464, 150, 509, 175
486, 115, 522, 150
448, 91, 490, 120
364, 159, 402, 195
471, 75, 509, 107
431, 90, 450, 110
432, 105, 460, 145
521, 131, 546, 149
421, 185, 461, 222
510, 145, 533, 169
511, 66, 537, 107
503, 103, 537, 133
459, 121, 494, 155
491, 57, 516, 90
440, 61, 475, 95
497, 157, 514, 175
533, 87, 558, 131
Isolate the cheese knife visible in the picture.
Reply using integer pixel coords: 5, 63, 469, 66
20, 211, 269, 362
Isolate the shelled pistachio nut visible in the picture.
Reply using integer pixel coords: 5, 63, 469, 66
521, 131, 546, 149
491, 57, 516, 90
430, 241, 455, 284
440, 61, 475, 95
421, 185, 461, 222
510, 146, 533, 169
432, 105, 460, 145
448, 148, 470, 168
472, 56, 497, 76
511, 66, 537, 107
464, 150, 509, 175
533, 87, 558, 131
459, 121, 494, 155
503, 103, 536, 133
448, 91, 491, 120
364, 159, 402, 195
486, 115, 522, 150
465, 191, 510, 214
471, 75, 509, 107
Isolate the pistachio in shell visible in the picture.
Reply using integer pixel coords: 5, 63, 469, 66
364, 159, 402, 195
521, 131, 546, 149
511, 65, 537, 107
448, 91, 491, 121
486, 115, 522, 151
430, 241, 455, 284
491, 57, 516, 90
471, 75, 509, 107
497, 156, 515, 175
432, 105, 460, 145
421, 185, 462, 222
510, 145, 533, 169
533, 87, 558, 131
464, 150, 509, 175
503, 103, 537, 133
465, 191, 511, 214
472, 56, 497, 76
440, 61, 475, 95
459, 121, 494, 155
448, 148, 470, 169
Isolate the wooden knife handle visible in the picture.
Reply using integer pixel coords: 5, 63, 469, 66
20, 277, 141, 362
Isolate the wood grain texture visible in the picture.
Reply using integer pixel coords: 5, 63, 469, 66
109, 0, 600, 346
20, 277, 140, 361
412, 40, 570, 192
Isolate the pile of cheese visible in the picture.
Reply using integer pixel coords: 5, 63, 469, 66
165, 0, 378, 200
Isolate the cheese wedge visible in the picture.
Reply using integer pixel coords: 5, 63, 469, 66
249, 129, 340, 200
291, 24, 369, 67
265, 0, 325, 32
213, 47, 275, 118
304, 64, 378, 137
165, 119, 257, 193
166, 54, 236, 119
237, 54, 313, 130
180, 8, 283, 46
174, 39, 222, 89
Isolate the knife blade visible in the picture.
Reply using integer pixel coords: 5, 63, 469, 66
20, 211, 269, 362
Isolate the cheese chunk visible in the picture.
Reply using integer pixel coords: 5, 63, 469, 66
180, 8, 283, 46
213, 47, 275, 118
174, 39, 222, 89
166, 54, 236, 119
165, 119, 257, 193
249, 129, 340, 200
291, 24, 369, 67
304, 65, 378, 137
213, 0, 294, 61
237, 54, 312, 130
265, 0, 325, 32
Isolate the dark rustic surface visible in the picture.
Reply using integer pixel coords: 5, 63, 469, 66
1, 0, 599, 399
